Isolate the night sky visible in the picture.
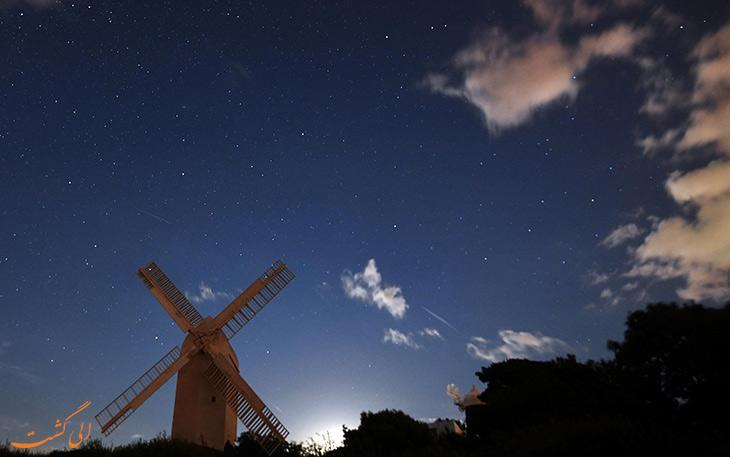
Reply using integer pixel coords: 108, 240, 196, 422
2, 0, 730, 450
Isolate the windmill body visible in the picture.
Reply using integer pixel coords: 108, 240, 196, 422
95, 261, 295, 454
172, 326, 238, 449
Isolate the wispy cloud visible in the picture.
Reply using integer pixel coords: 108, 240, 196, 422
0, 414, 30, 432
382, 328, 420, 349
601, 223, 643, 248
587, 277, 647, 312
0, 0, 56, 9
466, 330, 570, 363
0, 360, 42, 384
424, 0, 645, 131
586, 270, 610, 285
420, 328, 443, 340
342, 259, 408, 319
185, 281, 233, 304
0, 340, 11, 355
629, 24, 730, 301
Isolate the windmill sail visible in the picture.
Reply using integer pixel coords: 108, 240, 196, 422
204, 353, 289, 455
137, 262, 203, 332
213, 260, 294, 339
95, 346, 191, 435
96, 260, 293, 454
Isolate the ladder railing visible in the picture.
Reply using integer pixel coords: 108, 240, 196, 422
221, 261, 294, 339
139, 262, 203, 328
203, 362, 288, 455
95, 346, 182, 435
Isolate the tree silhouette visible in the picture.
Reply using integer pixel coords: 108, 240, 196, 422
608, 302, 730, 428
233, 432, 302, 457
464, 302, 730, 456
341, 410, 433, 456
474, 355, 633, 433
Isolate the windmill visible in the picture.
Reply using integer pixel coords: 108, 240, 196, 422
95, 260, 294, 454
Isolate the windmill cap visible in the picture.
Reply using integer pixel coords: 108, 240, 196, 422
463, 385, 486, 407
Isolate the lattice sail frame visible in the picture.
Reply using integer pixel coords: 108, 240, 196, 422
216, 261, 295, 339
94, 260, 294, 455
204, 355, 290, 454
137, 262, 204, 331
95, 346, 190, 435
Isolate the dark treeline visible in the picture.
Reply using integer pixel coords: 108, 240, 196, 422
2, 302, 728, 457
325, 302, 730, 457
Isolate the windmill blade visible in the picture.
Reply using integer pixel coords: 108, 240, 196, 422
212, 260, 294, 339
95, 346, 192, 435
137, 262, 203, 332
203, 353, 289, 455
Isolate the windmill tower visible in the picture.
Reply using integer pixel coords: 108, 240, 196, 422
95, 260, 294, 454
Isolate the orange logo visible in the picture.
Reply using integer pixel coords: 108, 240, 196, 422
10, 401, 93, 449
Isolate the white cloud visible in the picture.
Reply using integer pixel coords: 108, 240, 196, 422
342, 259, 409, 318
420, 328, 443, 339
424, 1, 645, 131
637, 58, 685, 118
587, 284, 633, 312
589, 267, 648, 312
666, 161, 730, 202
382, 328, 420, 349
185, 281, 233, 304
587, 270, 610, 285
601, 223, 644, 248
466, 330, 570, 363
522, 0, 603, 29
625, 22, 730, 303
676, 26, 730, 153
638, 129, 681, 155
